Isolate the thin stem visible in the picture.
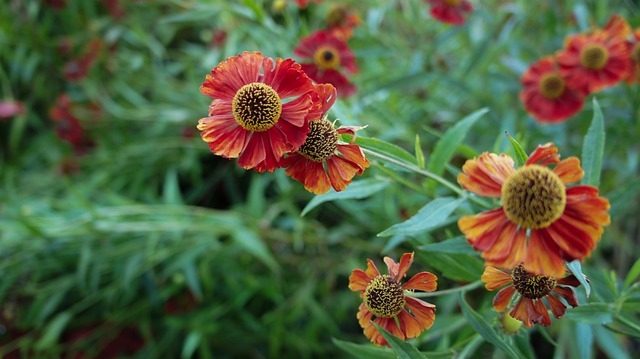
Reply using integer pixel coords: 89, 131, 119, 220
410, 280, 483, 297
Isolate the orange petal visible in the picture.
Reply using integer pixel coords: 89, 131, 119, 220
523, 229, 566, 278
565, 186, 611, 226
403, 271, 437, 292
376, 316, 405, 341
395, 252, 414, 280
510, 297, 538, 328
404, 297, 436, 330
553, 157, 584, 184
383, 256, 399, 278
552, 286, 579, 307
327, 154, 362, 192
349, 269, 372, 293
482, 266, 513, 291
337, 144, 370, 172
458, 153, 515, 197
458, 208, 511, 251
493, 285, 516, 312
482, 222, 526, 270
546, 294, 568, 319
301, 160, 332, 194
533, 299, 551, 326
365, 258, 381, 279
397, 309, 424, 339
357, 302, 373, 329
237, 133, 267, 170
526, 143, 560, 166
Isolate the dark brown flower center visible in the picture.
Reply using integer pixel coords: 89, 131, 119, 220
297, 119, 338, 162
511, 265, 557, 299
539, 73, 566, 99
232, 83, 282, 132
364, 275, 406, 318
501, 165, 566, 229
314, 46, 340, 70
580, 44, 609, 70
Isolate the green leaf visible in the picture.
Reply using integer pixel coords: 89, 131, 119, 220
565, 303, 613, 325
415, 134, 425, 169
233, 228, 278, 272
623, 258, 640, 291
372, 323, 426, 359
426, 108, 489, 176
181, 331, 202, 359
419, 236, 479, 256
332, 338, 397, 359
581, 98, 605, 187
593, 326, 631, 359
575, 322, 593, 359
566, 260, 591, 298
35, 312, 73, 350
378, 197, 463, 237
505, 132, 528, 166
301, 178, 391, 216
458, 293, 521, 359
422, 253, 483, 282
350, 136, 418, 166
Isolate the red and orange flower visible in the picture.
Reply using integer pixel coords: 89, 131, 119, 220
557, 28, 630, 94
198, 51, 319, 172
520, 57, 585, 124
280, 84, 369, 194
457, 143, 610, 278
326, 4, 361, 41
424, 0, 473, 26
482, 265, 583, 328
624, 28, 640, 84
294, 30, 358, 97
349, 252, 437, 347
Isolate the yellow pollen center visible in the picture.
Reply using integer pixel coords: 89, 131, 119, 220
363, 275, 405, 318
501, 165, 566, 229
580, 44, 609, 70
511, 265, 557, 299
631, 42, 640, 64
444, 0, 462, 5
313, 46, 341, 70
297, 120, 338, 162
539, 73, 566, 99
232, 83, 282, 132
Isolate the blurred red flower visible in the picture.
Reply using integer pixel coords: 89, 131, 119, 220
50, 94, 95, 155
425, 0, 473, 26
0, 100, 25, 120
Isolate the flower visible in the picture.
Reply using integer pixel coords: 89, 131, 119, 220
295, 0, 321, 8
294, 30, 358, 97
198, 51, 319, 172
520, 57, 585, 123
624, 28, 640, 83
326, 4, 361, 41
557, 29, 630, 94
482, 265, 583, 328
348, 252, 437, 347
0, 100, 25, 120
280, 84, 369, 194
424, 0, 473, 26
457, 143, 610, 278
50, 94, 95, 155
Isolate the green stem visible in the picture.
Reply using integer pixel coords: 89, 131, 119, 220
410, 280, 483, 297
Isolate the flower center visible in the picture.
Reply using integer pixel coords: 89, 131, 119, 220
297, 120, 338, 162
313, 46, 341, 70
232, 83, 282, 132
580, 44, 609, 70
501, 165, 566, 229
538, 73, 565, 99
631, 42, 640, 64
511, 265, 557, 299
443, 0, 462, 5
363, 275, 406, 318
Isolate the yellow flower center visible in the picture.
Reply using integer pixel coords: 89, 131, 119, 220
511, 265, 557, 299
313, 46, 341, 70
364, 275, 406, 318
580, 43, 609, 70
444, 0, 462, 5
501, 165, 566, 229
631, 42, 640, 64
232, 83, 282, 132
297, 119, 338, 162
538, 73, 565, 99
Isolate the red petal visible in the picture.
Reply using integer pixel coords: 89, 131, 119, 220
336, 144, 370, 172
533, 299, 551, 326
403, 271, 437, 292
280, 92, 315, 128
404, 297, 436, 330
552, 286, 579, 307
263, 57, 315, 99
493, 285, 516, 312
237, 132, 267, 170
458, 153, 515, 197
523, 229, 566, 278
326, 155, 361, 192
348, 269, 372, 293
482, 222, 526, 270
397, 309, 424, 339
553, 157, 584, 184
546, 294, 568, 319
526, 143, 559, 166
458, 208, 511, 252
396, 253, 414, 280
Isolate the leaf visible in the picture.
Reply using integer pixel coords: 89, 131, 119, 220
233, 228, 278, 272
567, 260, 591, 298
505, 132, 528, 166
35, 312, 73, 350
181, 331, 202, 359
415, 134, 425, 169
340, 135, 417, 166
575, 322, 593, 359
372, 323, 426, 359
458, 293, 521, 359
332, 338, 397, 359
419, 236, 479, 256
422, 253, 483, 282
623, 258, 640, 292
378, 197, 463, 237
581, 98, 605, 187
426, 108, 489, 177
301, 178, 391, 216
564, 303, 613, 325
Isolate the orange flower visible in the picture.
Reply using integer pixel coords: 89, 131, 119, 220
457, 143, 610, 278
520, 57, 585, 124
348, 253, 437, 347
280, 84, 369, 194
482, 265, 583, 328
326, 4, 361, 41
198, 52, 319, 172
294, 30, 358, 97
424, 0, 473, 26
557, 29, 630, 94
624, 29, 640, 84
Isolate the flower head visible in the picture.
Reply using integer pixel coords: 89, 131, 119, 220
624, 28, 640, 84
457, 143, 610, 278
425, 0, 473, 26
482, 265, 583, 328
520, 57, 585, 123
198, 52, 319, 172
348, 253, 437, 347
281, 84, 369, 194
294, 30, 358, 97
326, 4, 361, 41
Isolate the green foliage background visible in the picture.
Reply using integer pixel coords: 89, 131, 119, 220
0, 0, 639, 358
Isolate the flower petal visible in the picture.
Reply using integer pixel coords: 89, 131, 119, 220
482, 222, 527, 270
553, 157, 584, 184
458, 208, 511, 252
326, 154, 363, 192
493, 285, 516, 312
397, 309, 424, 339
236, 132, 266, 170
349, 269, 373, 293
365, 258, 381, 279
396, 253, 414, 280
552, 286, 579, 307
526, 143, 560, 166
336, 144, 370, 173
546, 294, 568, 319
280, 92, 315, 128
533, 298, 552, 326
263, 57, 316, 99
482, 266, 513, 291
458, 153, 516, 197
404, 297, 436, 331
283, 155, 331, 194
510, 297, 538, 328
200, 52, 263, 100
523, 228, 567, 278
403, 271, 437, 292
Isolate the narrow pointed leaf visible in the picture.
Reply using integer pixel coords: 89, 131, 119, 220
372, 323, 426, 359
302, 179, 391, 216
581, 98, 605, 187
567, 260, 591, 298
378, 197, 463, 237
505, 132, 528, 166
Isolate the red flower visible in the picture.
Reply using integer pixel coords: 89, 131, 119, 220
482, 265, 584, 328
520, 57, 585, 123
624, 28, 640, 84
50, 95, 95, 155
0, 100, 25, 120
295, 0, 321, 8
457, 143, 610, 278
198, 52, 319, 172
294, 30, 358, 97
425, 0, 473, 26
281, 84, 369, 194
349, 253, 437, 347
326, 5, 361, 41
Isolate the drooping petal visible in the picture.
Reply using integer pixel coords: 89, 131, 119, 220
326, 155, 363, 192
403, 272, 437, 292
357, 302, 373, 329
553, 157, 584, 184
349, 269, 373, 293
396, 252, 414, 280
552, 286, 579, 307
280, 92, 315, 128
307, 83, 337, 120
482, 222, 527, 270
404, 297, 436, 330
458, 153, 516, 197
546, 294, 568, 319
336, 144, 370, 173
510, 297, 539, 328
236, 132, 267, 170
458, 208, 511, 252
565, 186, 611, 227
557, 275, 582, 287
482, 266, 513, 291
523, 228, 567, 278
376, 316, 406, 343
206, 126, 251, 159
493, 285, 516, 312
397, 309, 424, 339
282, 155, 332, 194
533, 299, 552, 326
526, 143, 560, 166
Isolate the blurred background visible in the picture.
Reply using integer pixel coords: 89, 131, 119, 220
0, 0, 639, 358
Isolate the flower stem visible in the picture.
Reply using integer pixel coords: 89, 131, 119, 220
410, 280, 483, 297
